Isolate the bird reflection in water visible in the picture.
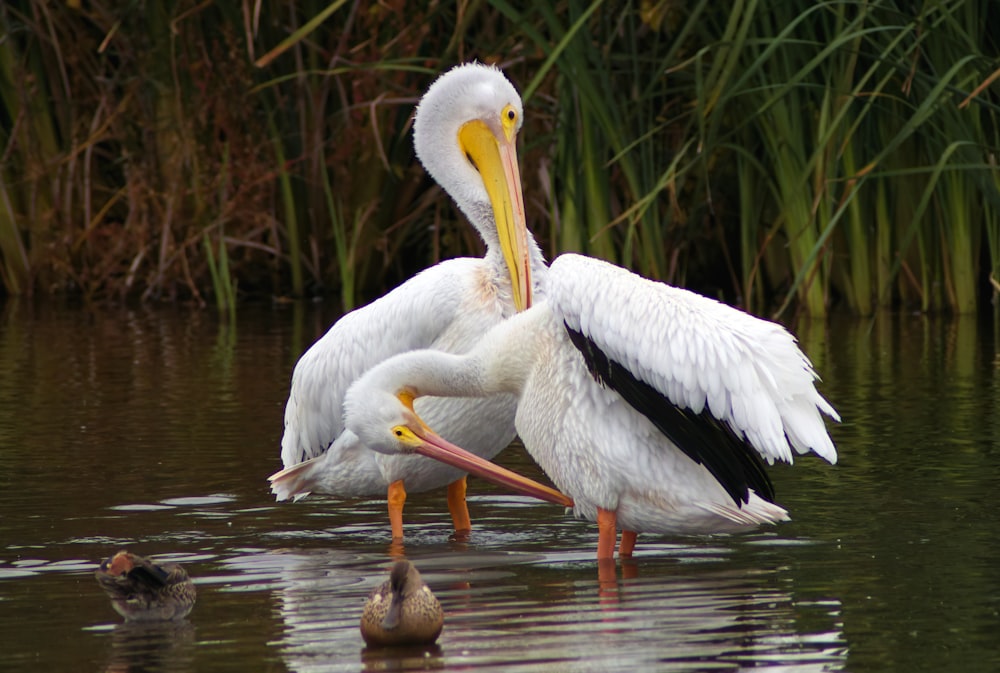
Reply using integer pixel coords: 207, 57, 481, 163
101, 620, 195, 673
361, 643, 444, 672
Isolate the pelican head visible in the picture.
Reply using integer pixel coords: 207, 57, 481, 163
344, 375, 572, 507
414, 62, 531, 311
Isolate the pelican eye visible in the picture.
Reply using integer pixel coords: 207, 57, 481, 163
394, 429, 404, 437
500, 104, 519, 140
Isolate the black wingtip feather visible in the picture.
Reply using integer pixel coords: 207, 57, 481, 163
126, 562, 172, 589
565, 324, 775, 506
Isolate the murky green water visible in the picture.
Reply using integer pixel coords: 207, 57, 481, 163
0, 300, 998, 672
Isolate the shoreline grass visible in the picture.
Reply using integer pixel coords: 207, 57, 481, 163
0, 0, 997, 316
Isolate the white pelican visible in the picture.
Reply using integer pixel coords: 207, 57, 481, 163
269, 63, 551, 539
341, 253, 839, 560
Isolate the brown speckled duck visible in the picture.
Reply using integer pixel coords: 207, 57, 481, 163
361, 560, 443, 647
95, 551, 196, 622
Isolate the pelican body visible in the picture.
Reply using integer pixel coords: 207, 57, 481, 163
270, 63, 549, 539
95, 551, 196, 621
343, 254, 839, 560
361, 561, 444, 647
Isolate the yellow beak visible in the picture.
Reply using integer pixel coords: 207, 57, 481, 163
458, 120, 532, 312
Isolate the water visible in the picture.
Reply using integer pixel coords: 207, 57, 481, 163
0, 300, 998, 672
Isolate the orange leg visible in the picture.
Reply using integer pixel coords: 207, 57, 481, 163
447, 477, 472, 536
596, 508, 618, 560
387, 479, 407, 540
619, 530, 638, 558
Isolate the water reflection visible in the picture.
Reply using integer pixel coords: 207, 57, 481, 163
0, 303, 997, 672
101, 621, 196, 673
259, 542, 846, 673
360, 644, 444, 672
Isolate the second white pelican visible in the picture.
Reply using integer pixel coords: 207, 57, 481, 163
341, 254, 839, 560
269, 63, 549, 540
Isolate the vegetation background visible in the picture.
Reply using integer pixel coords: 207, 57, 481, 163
1, 0, 998, 318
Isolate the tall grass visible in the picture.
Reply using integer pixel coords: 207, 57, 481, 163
0, 0, 997, 315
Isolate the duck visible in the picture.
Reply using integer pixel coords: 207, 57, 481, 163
95, 551, 196, 621
361, 560, 443, 647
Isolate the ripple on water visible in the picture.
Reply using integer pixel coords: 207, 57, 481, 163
160, 494, 237, 507
109, 504, 175, 512
5, 558, 96, 574
2, 306, 996, 673
242, 540, 848, 673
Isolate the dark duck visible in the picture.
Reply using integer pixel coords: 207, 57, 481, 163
95, 551, 196, 621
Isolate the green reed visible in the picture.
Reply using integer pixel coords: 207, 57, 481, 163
0, 0, 996, 316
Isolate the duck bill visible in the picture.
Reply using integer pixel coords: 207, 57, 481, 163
458, 120, 532, 311
410, 425, 571, 507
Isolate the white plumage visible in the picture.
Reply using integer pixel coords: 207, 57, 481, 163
343, 253, 839, 559
548, 254, 838, 466
269, 63, 547, 540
